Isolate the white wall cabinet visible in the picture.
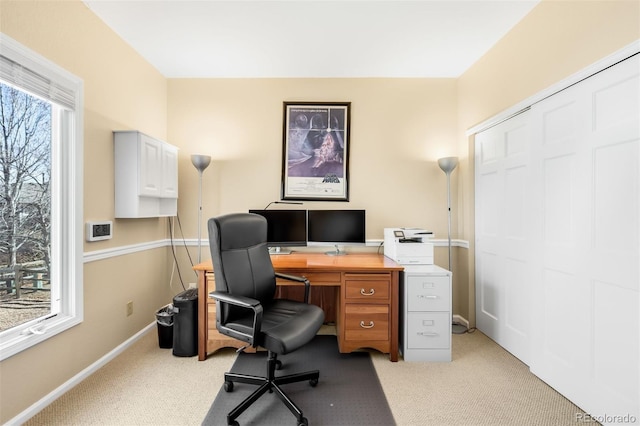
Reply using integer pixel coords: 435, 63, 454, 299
475, 53, 639, 423
114, 131, 178, 218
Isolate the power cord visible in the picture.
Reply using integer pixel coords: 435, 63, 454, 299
168, 216, 187, 292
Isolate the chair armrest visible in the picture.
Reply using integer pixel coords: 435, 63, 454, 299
275, 272, 311, 303
209, 291, 263, 346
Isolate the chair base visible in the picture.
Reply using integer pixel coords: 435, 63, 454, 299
223, 351, 319, 426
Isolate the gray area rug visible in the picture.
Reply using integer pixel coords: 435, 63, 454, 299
202, 335, 396, 426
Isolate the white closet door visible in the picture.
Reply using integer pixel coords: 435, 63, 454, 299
475, 111, 532, 363
529, 54, 639, 422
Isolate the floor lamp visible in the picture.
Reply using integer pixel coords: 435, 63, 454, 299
438, 157, 466, 334
437, 156, 458, 272
191, 154, 211, 264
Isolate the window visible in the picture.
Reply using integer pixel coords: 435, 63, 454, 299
0, 34, 83, 361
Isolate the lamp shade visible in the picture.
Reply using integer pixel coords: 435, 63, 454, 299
438, 156, 458, 175
191, 154, 211, 173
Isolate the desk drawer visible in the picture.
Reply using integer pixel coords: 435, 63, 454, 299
344, 275, 390, 301
276, 272, 340, 286
407, 312, 450, 349
406, 275, 450, 312
344, 304, 389, 341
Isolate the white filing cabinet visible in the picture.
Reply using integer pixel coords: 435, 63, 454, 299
400, 264, 452, 362
114, 131, 178, 218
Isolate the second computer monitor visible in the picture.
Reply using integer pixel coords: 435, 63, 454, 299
307, 209, 365, 255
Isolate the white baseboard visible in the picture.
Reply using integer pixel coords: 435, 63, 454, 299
453, 314, 470, 329
7, 323, 155, 426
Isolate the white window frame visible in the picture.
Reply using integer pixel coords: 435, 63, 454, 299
0, 33, 83, 361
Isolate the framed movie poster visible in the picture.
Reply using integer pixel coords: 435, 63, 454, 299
281, 102, 351, 201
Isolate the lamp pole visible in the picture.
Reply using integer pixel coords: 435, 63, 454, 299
191, 154, 211, 264
437, 157, 458, 271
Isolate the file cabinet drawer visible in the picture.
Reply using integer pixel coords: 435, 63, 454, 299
407, 275, 450, 312
344, 304, 389, 341
407, 312, 450, 349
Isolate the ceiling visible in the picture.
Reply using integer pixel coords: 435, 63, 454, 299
83, 0, 540, 78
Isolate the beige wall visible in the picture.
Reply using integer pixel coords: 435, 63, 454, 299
0, 1, 174, 422
1, 0, 638, 422
168, 78, 459, 238
457, 0, 640, 326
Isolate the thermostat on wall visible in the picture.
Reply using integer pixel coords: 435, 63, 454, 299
86, 221, 113, 241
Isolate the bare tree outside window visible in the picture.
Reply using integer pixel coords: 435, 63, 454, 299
0, 82, 52, 332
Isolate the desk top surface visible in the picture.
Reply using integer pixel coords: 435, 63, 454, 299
194, 252, 403, 272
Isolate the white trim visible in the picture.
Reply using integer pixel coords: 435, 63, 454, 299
84, 238, 471, 263
83, 239, 170, 263
466, 39, 640, 136
432, 238, 469, 249
5, 323, 155, 426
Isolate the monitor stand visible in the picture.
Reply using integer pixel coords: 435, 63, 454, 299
270, 247, 292, 255
325, 245, 347, 256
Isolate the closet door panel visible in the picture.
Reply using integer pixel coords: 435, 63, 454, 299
530, 54, 639, 422
476, 144, 502, 336
587, 60, 639, 419
475, 111, 531, 363
592, 140, 639, 288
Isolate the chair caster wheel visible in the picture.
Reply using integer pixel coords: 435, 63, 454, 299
224, 381, 234, 392
309, 378, 318, 387
298, 417, 308, 426
275, 360, 283, 370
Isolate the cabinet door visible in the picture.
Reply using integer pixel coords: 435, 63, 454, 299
138, 134, 162, 197
160, 143, 178, 198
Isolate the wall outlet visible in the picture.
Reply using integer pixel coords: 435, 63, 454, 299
188, 282, 197, 289
126, 301, 133, 317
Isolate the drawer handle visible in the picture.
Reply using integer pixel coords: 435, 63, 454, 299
418, 295, 438, 299
360, 321, 375, 329
360, 288, 375, 296
417, 332, 439, 337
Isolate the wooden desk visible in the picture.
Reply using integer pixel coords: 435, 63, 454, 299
194, 253, 403, 362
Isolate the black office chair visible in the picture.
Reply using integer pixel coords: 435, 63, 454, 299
208, 213, 325, 426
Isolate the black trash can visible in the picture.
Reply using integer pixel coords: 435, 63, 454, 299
172, 288, 198, 357
155, 304, 174, 349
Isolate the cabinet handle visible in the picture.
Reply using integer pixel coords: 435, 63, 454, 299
360, 321, 375, 329
418, 295, 437, 299
417, 332, 439, 337
360, 288, 375, 296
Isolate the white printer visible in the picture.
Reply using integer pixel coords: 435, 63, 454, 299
383, 228, 434, 265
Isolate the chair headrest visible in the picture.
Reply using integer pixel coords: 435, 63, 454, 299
209, 213, 267, 251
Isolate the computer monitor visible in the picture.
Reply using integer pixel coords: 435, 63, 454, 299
307, 209, 366, 255
248, 209, 307, 254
